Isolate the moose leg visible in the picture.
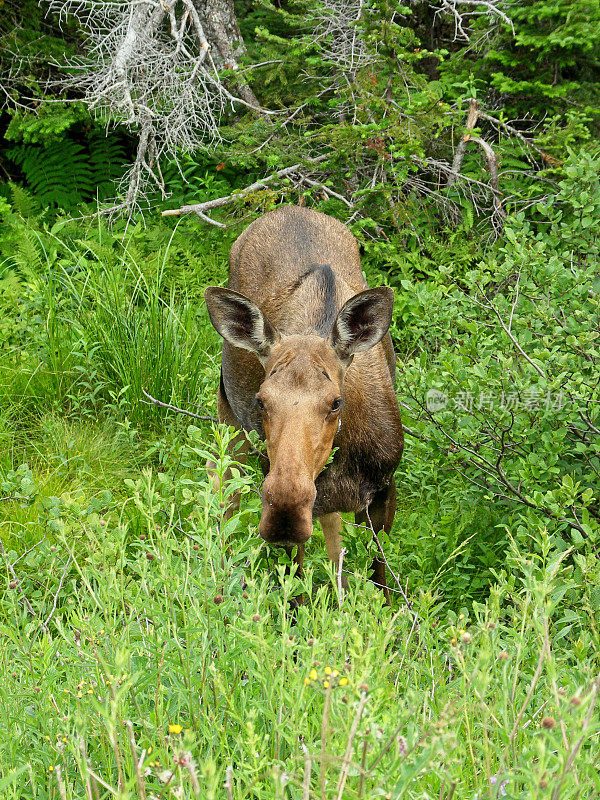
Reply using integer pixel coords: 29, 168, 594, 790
319, 512, 349, 589
284, 544, 304, 576
355, 483, 396, 604
283, 544, 305, 608
207, 376, 248, 519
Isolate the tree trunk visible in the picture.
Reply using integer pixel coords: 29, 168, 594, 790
196, 0, 260, 107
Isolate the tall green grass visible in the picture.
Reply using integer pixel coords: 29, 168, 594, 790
75, 259, 219, 427
0, 430, 598, 799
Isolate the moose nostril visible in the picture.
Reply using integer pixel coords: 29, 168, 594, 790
259, 498, 314, 545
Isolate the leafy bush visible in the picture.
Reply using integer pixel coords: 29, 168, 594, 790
400, 149, 600, 581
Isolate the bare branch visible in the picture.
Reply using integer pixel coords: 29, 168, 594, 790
141, 389, 217, 422
161, 155, 329, 221
46, 0, 265, 214
433, 0, 514, 42
448, 98, 481, 188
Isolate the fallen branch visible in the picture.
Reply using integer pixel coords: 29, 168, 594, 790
161, 155, 329, 223
447, 98, 506, 217
447, 98, 481, 188
477, 111, 561, 165
141, 389, 217, 423
0, 538, 38, 620
470, 135, 505, 217
300, 175, 354, 208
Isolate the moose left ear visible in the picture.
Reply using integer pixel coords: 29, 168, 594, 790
330, 287, 394, 364
204, 287, 280, 362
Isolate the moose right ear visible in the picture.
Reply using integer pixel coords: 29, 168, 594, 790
204, 287, 279, 361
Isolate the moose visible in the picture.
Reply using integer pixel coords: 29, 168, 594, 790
205, 206, 403, 598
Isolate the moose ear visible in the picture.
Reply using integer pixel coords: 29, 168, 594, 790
331, 287, 394, 364
204, 287, 279, 361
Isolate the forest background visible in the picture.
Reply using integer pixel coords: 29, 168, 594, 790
0, 0, 600, 797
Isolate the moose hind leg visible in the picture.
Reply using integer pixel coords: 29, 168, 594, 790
355, 483, 396, 604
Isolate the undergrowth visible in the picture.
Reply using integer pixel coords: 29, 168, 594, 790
0, 190, 599, 798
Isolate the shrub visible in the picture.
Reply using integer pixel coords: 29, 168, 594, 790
400, 149, 600, 572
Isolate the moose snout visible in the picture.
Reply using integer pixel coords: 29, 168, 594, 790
259, 473, 316, 546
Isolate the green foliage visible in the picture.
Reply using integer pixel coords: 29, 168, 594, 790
399, 149, 600, 586
438, 0, 600, 156
5, 130, 129, 209
4, 104, 89, 144
0, 431, 598, 798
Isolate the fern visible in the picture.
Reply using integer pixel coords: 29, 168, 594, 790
6, 130, 129, 210
11, 228, 44, 275
7, 139, 92, 209
88, 132, 129, 199
0, 268, 22, 302
9, 183, 39, 217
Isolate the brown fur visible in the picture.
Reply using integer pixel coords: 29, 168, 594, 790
206, 206, 403, 596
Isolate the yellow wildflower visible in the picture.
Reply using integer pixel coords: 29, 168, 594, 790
324, 667, 332, 676
323, 680, 330, 688
339, 677, 348, 686
168, 724, 183, 734
309, 669, 318, 681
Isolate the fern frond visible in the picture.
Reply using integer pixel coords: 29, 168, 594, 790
6, 129, 129, 209
11, 228, 43, 274
8, 183, 39, 217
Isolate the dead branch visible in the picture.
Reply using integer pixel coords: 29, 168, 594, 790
299, 175, 355, 208
141, 389, 217, 422
446, 99, 505, 218
470, 136, 505, 217
448, 98, 480, 188
46, 0, 267, 215
161, 155, 329, 222
433, 0, 514, 41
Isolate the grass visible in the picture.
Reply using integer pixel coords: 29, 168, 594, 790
0, 209, 599, 798
1, 449, 599, 798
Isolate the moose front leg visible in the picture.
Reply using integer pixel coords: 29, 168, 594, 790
355, 483, 397, 604
319, 512, 349, 589
283, 544, 305, 607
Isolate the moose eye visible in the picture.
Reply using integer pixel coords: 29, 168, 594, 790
254, 396, 265, 412
330, 398, 343, 413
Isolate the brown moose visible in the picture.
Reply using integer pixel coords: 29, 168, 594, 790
205, 206, 403, 598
